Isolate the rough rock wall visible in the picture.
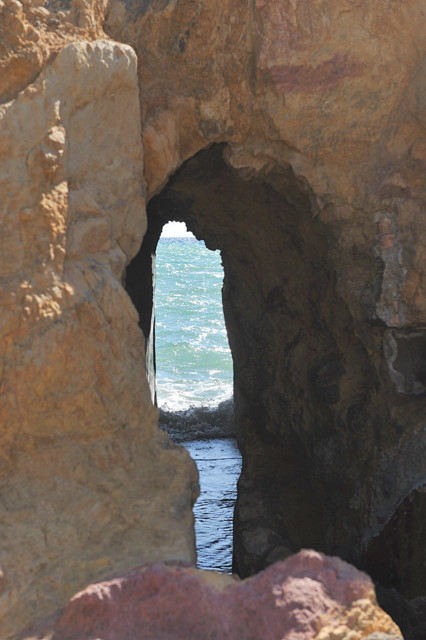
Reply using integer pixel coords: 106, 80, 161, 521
106, 0, 426, 325
107, 0, 426, 595
141, 145, 425, 589
0, 0, 425, 637
35, 552, 403, 640
0, 4, 197, 638
0, 0, 108, 102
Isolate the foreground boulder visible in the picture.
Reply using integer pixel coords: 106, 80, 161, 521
30, 551, 401, 640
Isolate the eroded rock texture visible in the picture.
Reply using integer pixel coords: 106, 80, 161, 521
131, 138, 426, 598
110, 0, 426, 597
30, 552, 403, 640
0, 8, 197, 638
0, 0, 425, 637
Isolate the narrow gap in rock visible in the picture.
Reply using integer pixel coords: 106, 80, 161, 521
156, 221, 241, 573
126, 216, 242, 573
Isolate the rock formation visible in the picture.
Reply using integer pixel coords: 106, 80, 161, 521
27, 551, 403, 640
1, 0, 425, 637
0, 5, 198, 637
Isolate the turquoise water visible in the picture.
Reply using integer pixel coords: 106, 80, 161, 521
155, 236, 233, 411
155, 234, 240, 573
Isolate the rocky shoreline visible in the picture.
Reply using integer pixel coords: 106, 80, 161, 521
159, 398, 235, 443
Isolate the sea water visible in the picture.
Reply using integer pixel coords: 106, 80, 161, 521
155, 236, 233, 410
155, 233, 241, 573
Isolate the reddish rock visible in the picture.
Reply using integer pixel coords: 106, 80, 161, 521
39, 551, 401, 640
265, 53, 365, 93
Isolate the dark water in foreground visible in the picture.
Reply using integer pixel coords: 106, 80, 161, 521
186, 438, 241, 573
160, 406, 241, 573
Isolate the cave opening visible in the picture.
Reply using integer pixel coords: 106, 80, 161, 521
155, 221, 240, 573
125, 143, 339, 577
126, 210, 241, 573
125, 144, 424, 616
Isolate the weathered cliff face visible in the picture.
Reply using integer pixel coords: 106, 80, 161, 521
135, 144, 426, 591
0, 5, 197, 637
107, 0, 426, 323
110, 0, 426, 596
0, 0, 425, 637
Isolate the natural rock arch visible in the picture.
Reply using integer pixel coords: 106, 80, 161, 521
126, 143, 426, 588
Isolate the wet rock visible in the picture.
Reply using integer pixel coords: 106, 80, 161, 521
158, 399, 235, 443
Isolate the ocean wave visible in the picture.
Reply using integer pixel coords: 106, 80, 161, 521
159, 398, 235, 443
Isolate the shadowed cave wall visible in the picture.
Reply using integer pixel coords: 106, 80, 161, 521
126, 144, 426, 598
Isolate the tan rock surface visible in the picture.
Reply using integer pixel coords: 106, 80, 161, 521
0, 36, 197, 639
0, 0, 108, 103
106, 0, 426, 326
107, 0, 426, 624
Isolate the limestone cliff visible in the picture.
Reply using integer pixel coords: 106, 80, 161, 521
0, 5, 198, 637
0, 0, 425, 638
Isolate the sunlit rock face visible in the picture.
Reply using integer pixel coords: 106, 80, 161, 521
0, 0, 425, 637
0, 8, 197, 638
30, 552, 403, 640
